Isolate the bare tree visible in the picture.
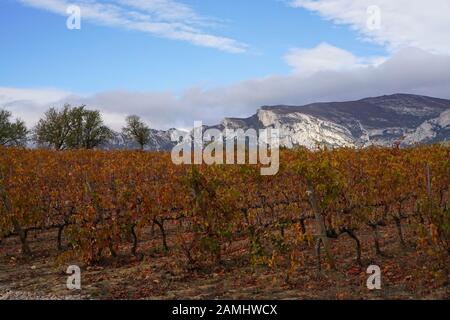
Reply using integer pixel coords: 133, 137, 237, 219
122, 115, 151, 150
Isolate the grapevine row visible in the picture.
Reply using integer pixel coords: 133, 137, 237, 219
0, 145, 448, 274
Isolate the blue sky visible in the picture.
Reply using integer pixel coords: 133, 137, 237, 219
1, 0, 450, 129
1, 0, 387, 94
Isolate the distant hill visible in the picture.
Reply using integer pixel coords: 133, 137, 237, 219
108, 94, 450, 150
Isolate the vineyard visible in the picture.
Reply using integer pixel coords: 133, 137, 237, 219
0, 145, 449, 299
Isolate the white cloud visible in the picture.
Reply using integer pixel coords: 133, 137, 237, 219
289, 0, 450, 54
18, 0, 248, 53
284, 42, 386, 75
0, 87, 71, 106
3, 48, 450, 131
116, 0, 214, 25
0, 87, 72, 127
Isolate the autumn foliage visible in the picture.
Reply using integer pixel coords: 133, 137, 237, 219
0, 145, 448, 278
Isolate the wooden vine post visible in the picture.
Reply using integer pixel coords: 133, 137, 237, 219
307, 181, 336, 271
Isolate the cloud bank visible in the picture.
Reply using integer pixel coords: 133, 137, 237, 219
3, 48, 450, 131
284, 43, 386, 75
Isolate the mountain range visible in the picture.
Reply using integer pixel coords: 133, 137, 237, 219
109, 94, 450, 151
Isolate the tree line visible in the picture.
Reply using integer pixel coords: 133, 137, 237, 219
0, 105, 152, 150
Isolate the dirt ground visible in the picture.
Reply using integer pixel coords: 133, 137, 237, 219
0, 224, 449, 300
